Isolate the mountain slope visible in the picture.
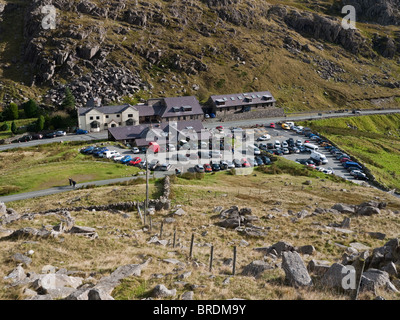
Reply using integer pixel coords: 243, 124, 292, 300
0, 0, 400, 111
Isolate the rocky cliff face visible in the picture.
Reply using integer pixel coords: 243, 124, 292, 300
0, 0, 400, 109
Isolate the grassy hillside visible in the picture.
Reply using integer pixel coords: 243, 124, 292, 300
1, 167, 400, 300
0, 141, 140, 195
302, 114, 400, 191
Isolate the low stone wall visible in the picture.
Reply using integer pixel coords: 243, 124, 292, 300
219, 107, 284, 122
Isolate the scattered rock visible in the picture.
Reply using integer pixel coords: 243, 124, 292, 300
282, 251, 313, 287
241, 260, 273, 278
12, 253, 32, 266
151, 284, 176, 298
181, 291, 194, 300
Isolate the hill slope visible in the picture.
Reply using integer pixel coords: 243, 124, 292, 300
0, 0, 400, 111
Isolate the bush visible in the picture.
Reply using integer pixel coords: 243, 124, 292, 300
0, 123, 9, 131
180, 172, 205, 180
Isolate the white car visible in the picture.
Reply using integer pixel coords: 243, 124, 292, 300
274, 141, 281, 149
55, 130, 66, 136
257, 134, 271, 141
113, 155, 125, 162
296, 140, 302, 147
105, 151, 120, 159
226, 161, 235, 169
282, 141, 289, 148
132, 147, 140, 154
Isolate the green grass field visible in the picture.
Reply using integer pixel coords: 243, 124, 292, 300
0, 141, 140, 195
301, 114, 400, 191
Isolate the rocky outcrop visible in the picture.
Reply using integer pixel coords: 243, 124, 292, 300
340, 0, 400, 26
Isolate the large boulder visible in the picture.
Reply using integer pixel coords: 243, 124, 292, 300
331, 203, 355, 214
320, 263, 347, 289
360, 269, 398, 293
282, 251, 313, 287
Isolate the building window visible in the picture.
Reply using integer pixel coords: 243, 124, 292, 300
106, 115, 109, 119
119, 122, 122, 126
117, 114, 120, 118
96, 116, 100, 120
128, 114, 133, 118
104, 123, 108, 127
90, 116, 93, 120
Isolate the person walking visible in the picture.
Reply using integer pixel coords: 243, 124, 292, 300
72, 180, 76, 188
68, 178, 72, 186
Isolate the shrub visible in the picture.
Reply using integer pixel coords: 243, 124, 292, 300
0, 122, 9, 131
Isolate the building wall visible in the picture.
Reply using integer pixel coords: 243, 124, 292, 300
213, 102, 276, 117
218, 106, 283, 122
79, 107, 139, 131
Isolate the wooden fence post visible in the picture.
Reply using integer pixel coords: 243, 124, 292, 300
189, 233, 195, 259
159, 221, 164, 239
232, 246, 237, 276
209, 245, 214, 272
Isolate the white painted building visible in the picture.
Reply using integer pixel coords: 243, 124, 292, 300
77, 104, 139, 132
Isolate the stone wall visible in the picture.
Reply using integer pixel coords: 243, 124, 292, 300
219, 107, 284, 122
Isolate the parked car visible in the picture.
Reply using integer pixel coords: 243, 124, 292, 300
233, 159, 242, 168
18, 135, 33, 142
113, 155, 125, 162
257, 134, 271, 141
283, 148, 290, 155
261, 155, 271, 165
128, 157, 142, 166
241, 158, 251, 167
226, 160, 235, 169
211, 162, 221, 171
45, 132, 56, 138
267, 143, 274, 149
195, 164, 205, 173
120, 155, 133, 164
274, 141, 281, 149
104, 151, 120, 159
76, 129, 88, 135
254, 157, 264, 166
350, 169, 364, 177
81, 146, 95, 154
132, 147, 140, 154
203, 163, 212, 172
32, 133, 43, 139
159, 163, 171, 171
353, 171, 368, 180
55, 131, 66, 136
219, 161, 228, 170
149, 159, 160, 170
93, 147, 108, 157
269, 123, 275, 128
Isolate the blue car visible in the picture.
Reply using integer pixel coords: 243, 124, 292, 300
120, 155, 133, 164
76, 129, 88, 134
81, 146, 95, 154
93, 147, 108, 157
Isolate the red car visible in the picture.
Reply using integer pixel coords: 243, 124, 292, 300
203, 163, 212, 172
216, 126, 224, 131
340, 157, 351, 163
241, 158, 250, 167
269, 123, 275, 128
128, 157, 142, 166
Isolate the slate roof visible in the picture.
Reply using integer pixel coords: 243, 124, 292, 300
78, 104, 137, 116
161, 96, 204, 118
108, 120, 210, 144
210, 91, 276, 109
